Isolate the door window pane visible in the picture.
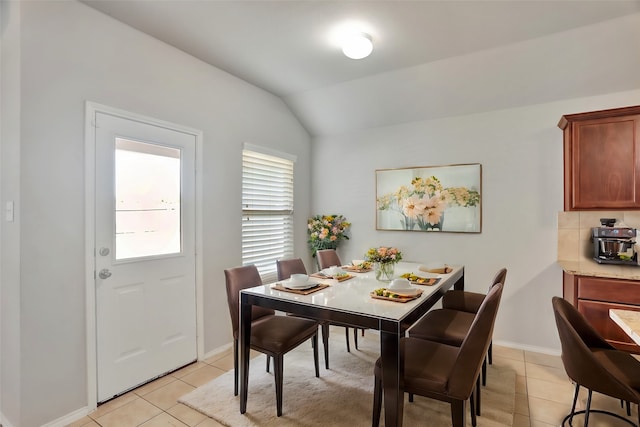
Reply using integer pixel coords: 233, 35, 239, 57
115, 138, 181, 260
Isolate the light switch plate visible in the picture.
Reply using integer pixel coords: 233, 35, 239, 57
5, 201, 14, 222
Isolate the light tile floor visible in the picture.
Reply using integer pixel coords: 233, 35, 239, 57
67, 330, 638, 427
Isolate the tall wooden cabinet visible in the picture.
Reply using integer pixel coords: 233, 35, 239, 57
558, 105, 640, 211
559, 105, 640, 354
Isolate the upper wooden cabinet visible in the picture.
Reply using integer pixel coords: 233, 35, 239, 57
559, 105, 640, 210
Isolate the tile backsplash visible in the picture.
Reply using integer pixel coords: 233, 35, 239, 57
557, 211, 640, 262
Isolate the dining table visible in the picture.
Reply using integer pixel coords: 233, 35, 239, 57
238, 261, 465, 427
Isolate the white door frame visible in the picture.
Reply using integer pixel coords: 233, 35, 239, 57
84, 102, 204, 410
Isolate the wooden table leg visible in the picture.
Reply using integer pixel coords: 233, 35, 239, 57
380, 327, 403, 427
239, 294, 252, 414
454, 267, 465, 290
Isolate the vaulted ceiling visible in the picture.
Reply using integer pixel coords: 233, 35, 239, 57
83, 1, 640, 136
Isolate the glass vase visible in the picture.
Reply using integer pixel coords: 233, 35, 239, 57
401, 214, 416, 230
418, 212, 445, 231
375, 262, 395, 282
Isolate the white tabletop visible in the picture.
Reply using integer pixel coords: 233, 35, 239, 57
610, 309, 640, 345
242, 262, 463, 322
239, 261, 464, 426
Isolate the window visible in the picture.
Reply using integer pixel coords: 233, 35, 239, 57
115, 138, 182, 260
242, 144, 296, 282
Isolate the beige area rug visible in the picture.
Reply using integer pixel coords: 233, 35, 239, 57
179, 331, 515, 427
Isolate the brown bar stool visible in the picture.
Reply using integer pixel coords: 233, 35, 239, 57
553, 296, 640, 427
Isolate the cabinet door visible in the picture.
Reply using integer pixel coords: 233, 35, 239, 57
569, 115, 640, 210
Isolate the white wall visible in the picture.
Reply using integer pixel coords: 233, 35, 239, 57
1, 1, 312, 426
1, 2, 23, 426
312, 89, 640, 354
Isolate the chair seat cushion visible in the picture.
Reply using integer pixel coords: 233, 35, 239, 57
408, 308, 475, 346
592, 348, 640, 391
375, 338, 460, 395
250, 315, 318, 354
232, 307, 277, 340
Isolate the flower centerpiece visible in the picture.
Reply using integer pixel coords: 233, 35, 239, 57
307, 214, 351, 257
365, 246, 403, 282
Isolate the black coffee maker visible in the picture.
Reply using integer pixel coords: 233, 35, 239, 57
592, 218, 638, 265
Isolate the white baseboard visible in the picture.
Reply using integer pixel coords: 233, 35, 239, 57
1, 411, 15, 427
39, 406, 91, 427
28, 343, 232, 427
202, 341, 233, 361
493, 339, 561, 356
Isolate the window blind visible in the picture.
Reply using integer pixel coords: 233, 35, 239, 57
242, 148, 294, 282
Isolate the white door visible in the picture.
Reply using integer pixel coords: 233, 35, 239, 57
94, 111, 197, 402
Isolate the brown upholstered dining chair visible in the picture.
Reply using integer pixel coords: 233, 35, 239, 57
438, 267, 507, 368
276, 258, 308, 282
372, 283, 503, 427
276, 257, 360, 364
276, 258, 329, 368
316, 249, 342, 270
442, 268, 507, 364
224, 264, 320, 416
552, 296, 640, 426
407, 267, 507, 414
315, 249, 365, 350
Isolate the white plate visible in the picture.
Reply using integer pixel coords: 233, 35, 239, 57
285, 283, 318, 290
284, 278, 320, 290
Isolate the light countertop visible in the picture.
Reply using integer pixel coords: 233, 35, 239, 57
610, 309, 640, 345
558, 260, 640, 281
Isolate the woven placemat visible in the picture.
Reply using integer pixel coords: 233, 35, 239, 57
409, 277, 441, 286
370, 289, 424, 303
418, 265, 453, 274
271, 283, 330, 295
341, 265, 373, 273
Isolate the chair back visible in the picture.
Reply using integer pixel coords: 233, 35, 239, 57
448, 283, 503, 398
552, 297, 636, 401
492, 268, 508, 287
442, 267, 506, 313
276, 258, 307, 281
317, 249, 342, 270
224, 265, 275, 338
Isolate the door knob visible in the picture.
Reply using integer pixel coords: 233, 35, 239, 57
98, 269, 112, 279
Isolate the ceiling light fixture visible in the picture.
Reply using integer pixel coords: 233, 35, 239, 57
341, 32, 373, 60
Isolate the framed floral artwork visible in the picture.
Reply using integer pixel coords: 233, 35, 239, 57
376, 163, 482, 233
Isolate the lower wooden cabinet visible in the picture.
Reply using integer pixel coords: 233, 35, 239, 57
563, 272, 640, 353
